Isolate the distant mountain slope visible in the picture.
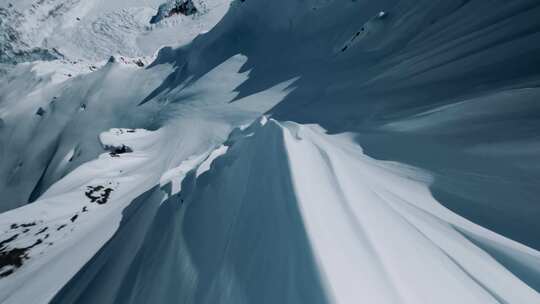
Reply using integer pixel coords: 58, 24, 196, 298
0, 0, 539, 303
0, 0, 230, 210
0, 0, 228, 64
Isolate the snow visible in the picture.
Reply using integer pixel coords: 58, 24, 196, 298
0, 53, 292, 303
195, 144, 228, 177
279, 120, 538, 303
160, 152, 209, 197
0, 0, 230, 66
0, 0, 539, 303
63, 117, 534, 303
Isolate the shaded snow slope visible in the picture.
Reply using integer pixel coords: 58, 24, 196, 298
0, 0, 539, 303
51, 118, 540, 303
162, 0, 540, 249
0, 0, 231, 211
0, 59, 172, 210
0, 55, 294, 303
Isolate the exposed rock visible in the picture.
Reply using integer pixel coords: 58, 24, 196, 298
85, 185, 114, 204
150, 0, 198, 24
36, 107, 46, 116
0, 238, 43, 278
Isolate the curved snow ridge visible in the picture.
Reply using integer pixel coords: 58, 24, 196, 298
197, 117, 540, 303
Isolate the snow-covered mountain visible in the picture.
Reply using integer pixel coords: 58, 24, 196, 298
0, 0, 230, 208
0, 0, 539, 303
0, 0, 228, 65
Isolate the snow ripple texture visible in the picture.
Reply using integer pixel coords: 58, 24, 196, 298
0, 0, 539, 303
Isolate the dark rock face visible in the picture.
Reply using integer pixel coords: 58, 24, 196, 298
85, 185, 114, 205
36, 107, 46, 116
168, 0, 197, 17
108, 144, 133, 157
134, 59, 145, 67
0, 233, 43, 278
149, 0, 198, 24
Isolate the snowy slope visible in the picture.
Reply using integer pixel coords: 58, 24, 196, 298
0, 0, 539, 303
0, 54, 294, 303
0, 0, 231, 210
0, 0, 229, 63
48, 117, 540, 304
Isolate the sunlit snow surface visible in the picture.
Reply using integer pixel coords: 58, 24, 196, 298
0, 0, 540, 303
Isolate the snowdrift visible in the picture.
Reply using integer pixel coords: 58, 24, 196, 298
52, 118, 540, 303
0, 0, 539, 302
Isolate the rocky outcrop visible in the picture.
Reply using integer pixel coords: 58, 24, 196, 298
150, 0, 198, 24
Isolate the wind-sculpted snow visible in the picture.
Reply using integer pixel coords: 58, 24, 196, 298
0, 0, 231, 206
0, 0, 539, 302
0, 54, 294, 303
0, 59, 172, 211
49, 118, 540, 303
180, 0, 540, 249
